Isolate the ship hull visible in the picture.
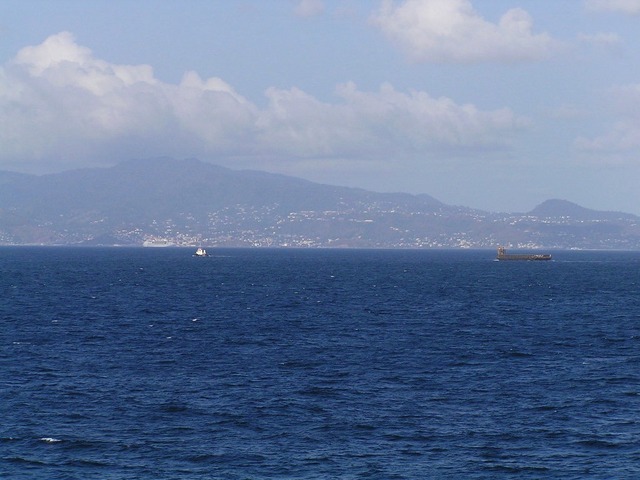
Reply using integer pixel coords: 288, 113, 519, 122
497, 254, 552, 261
496, 247, 551, 261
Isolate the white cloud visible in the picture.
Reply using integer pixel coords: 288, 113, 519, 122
0, 32, 526, 173
575, 84, 640, 161
585, 0, 640, 14
578, 32, 623, 48
0, 32, 257, 171
294, 0, 325, 18
256, 82, 524, 159
371, 0, 558, 63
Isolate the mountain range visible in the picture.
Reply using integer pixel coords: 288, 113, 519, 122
1, 157, 638, 249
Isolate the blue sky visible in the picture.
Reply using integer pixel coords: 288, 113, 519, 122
1, 0, 640, 214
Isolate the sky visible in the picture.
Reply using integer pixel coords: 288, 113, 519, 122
1, 0, 640, 214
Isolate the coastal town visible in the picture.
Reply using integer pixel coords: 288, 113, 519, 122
89, 201, 640, 250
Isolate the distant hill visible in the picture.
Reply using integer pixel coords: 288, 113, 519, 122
529, 199, 636, 221
0, 157, 443, 219
0, 157, 639, 249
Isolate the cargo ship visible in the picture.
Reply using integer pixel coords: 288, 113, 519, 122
496, 246, 552, 261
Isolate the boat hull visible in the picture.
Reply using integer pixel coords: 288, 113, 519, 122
497, 254, 552, 261
496, 247, 551, 261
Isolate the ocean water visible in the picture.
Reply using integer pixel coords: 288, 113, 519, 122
2, 247, 640, 479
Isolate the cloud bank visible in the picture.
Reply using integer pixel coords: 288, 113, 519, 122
575, 83, 640, 162
0, 32, 525, 173
371, 0, 557, 63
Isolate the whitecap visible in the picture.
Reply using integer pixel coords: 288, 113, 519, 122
39, 437, 62, 443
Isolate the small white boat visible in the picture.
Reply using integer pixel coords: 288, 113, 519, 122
193, 247, 209, 257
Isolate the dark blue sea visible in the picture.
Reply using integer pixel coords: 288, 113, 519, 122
2, 247, 640, 479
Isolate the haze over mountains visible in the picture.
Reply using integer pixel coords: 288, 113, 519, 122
1, 157, 638, 249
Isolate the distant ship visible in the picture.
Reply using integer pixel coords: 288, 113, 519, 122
496, 246, 551, 261
193, 247, 209, 257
